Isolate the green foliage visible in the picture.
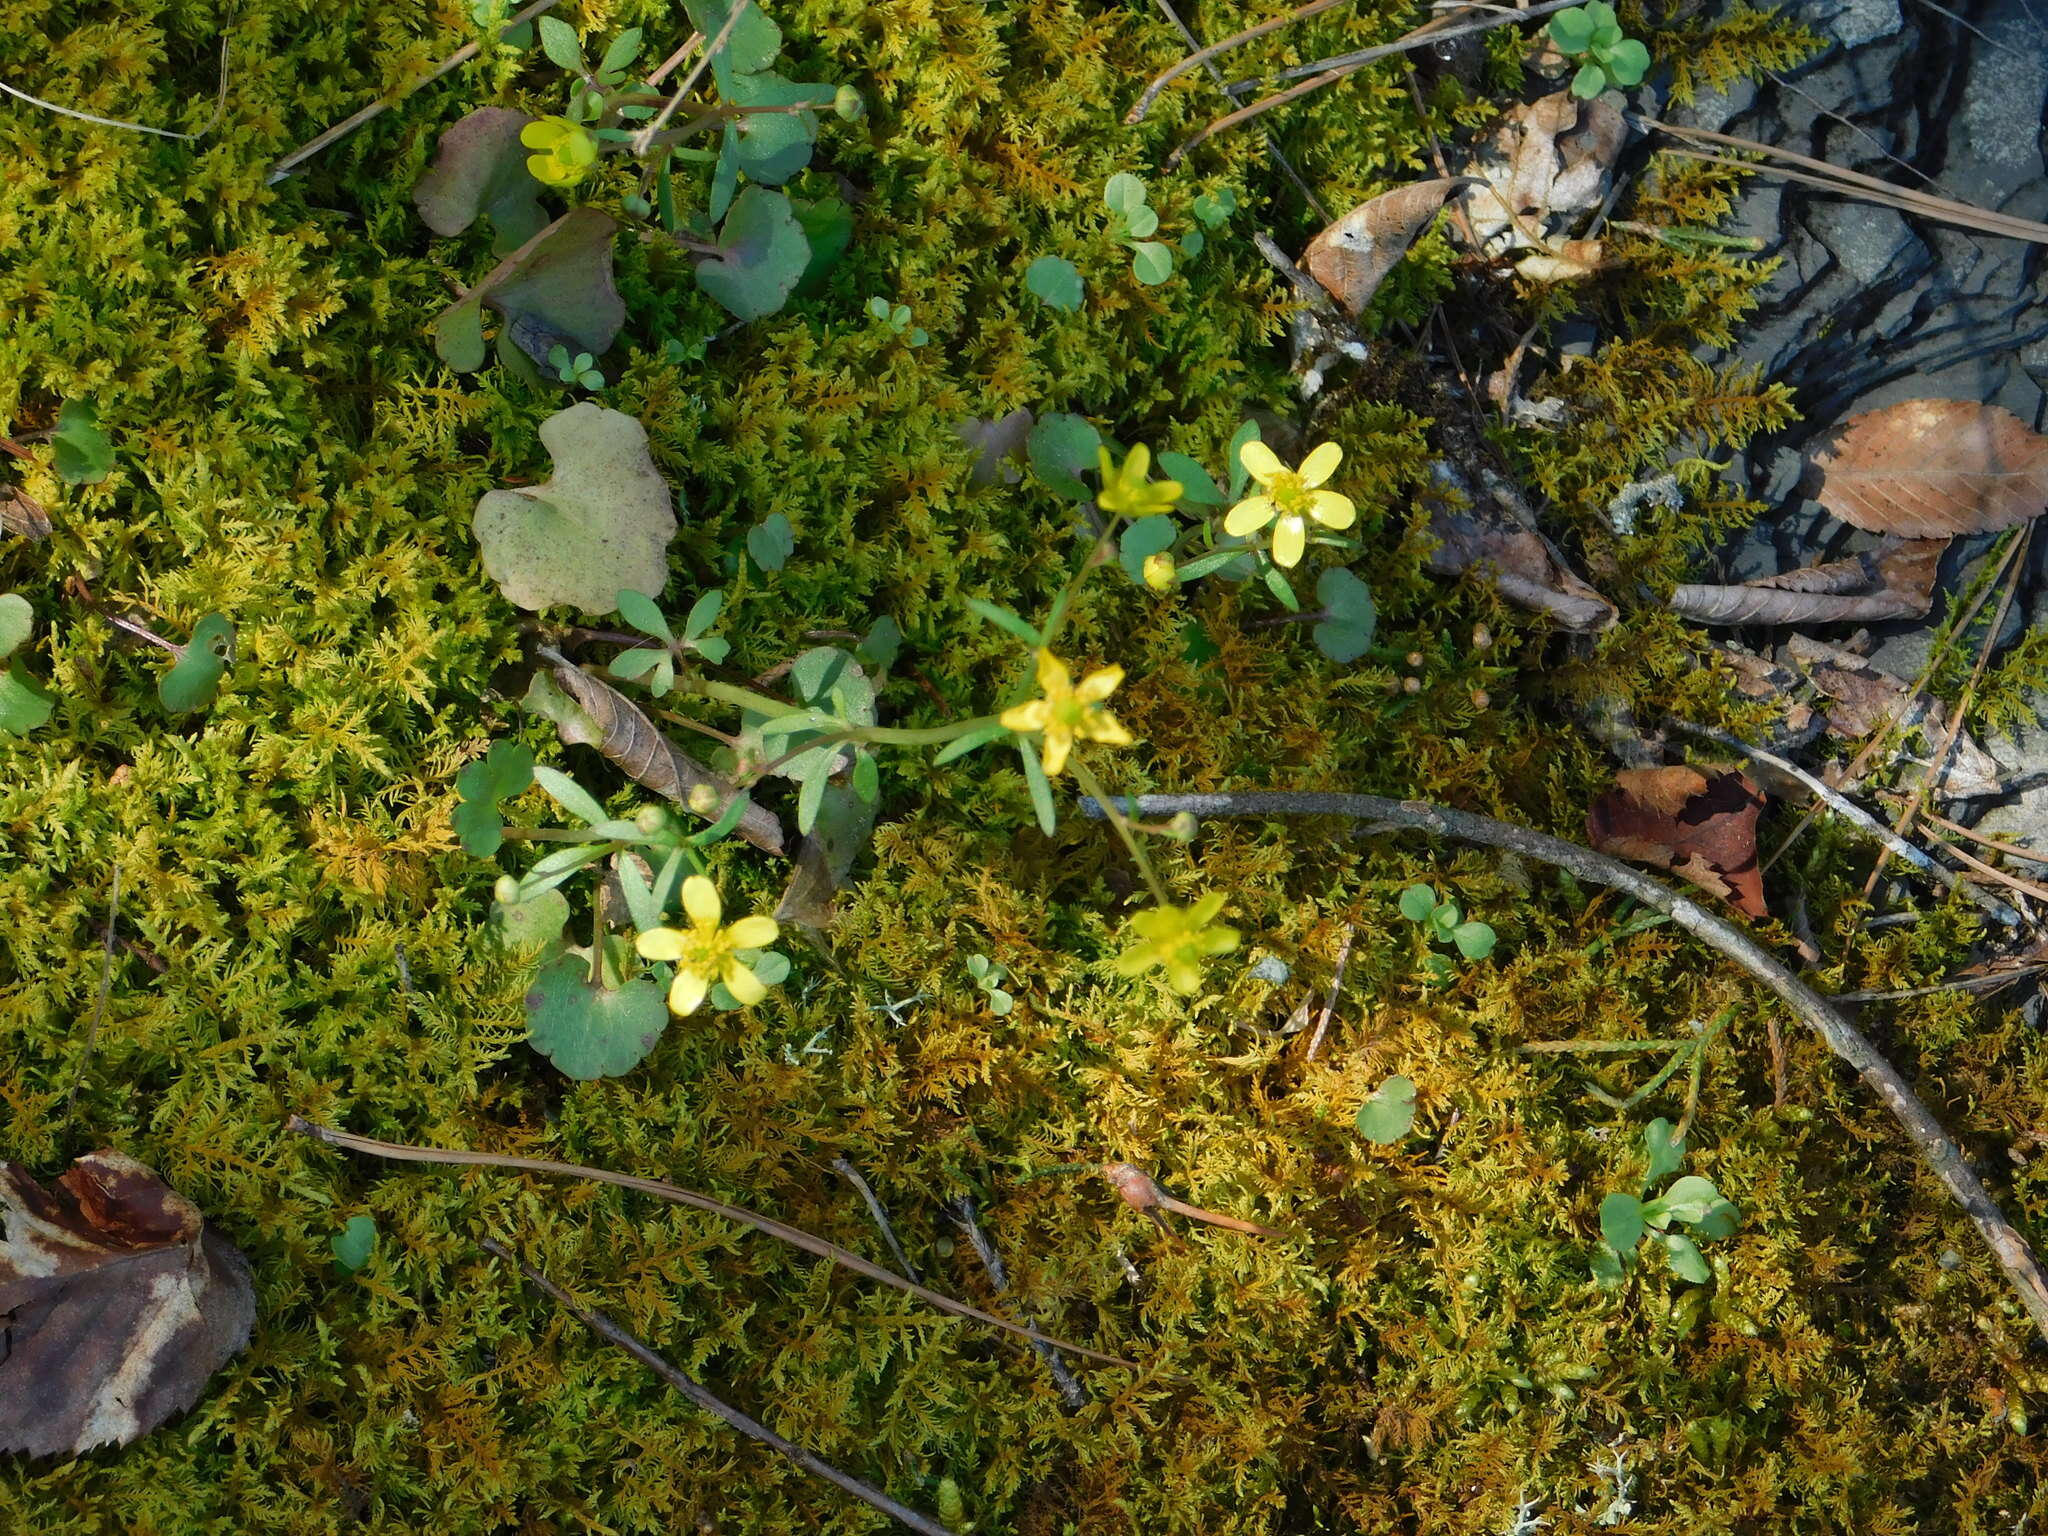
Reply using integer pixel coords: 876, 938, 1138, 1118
1548, 3, 1650, 98
1399, 882, 1498, 977
1355, 1073, 1418, 1143
525, 950, 671, 1079
0, 592, 50, 734
548, 344, 605, 388
1312, 566, 1376, 662
1024, 254, 1084, 313
156, 613, 234, 715
866, 295, 930, 346
454, 740, 536, 857
1591, 1119, 1741, 1286
330, 1214, 378, 1273
50, 399, 112, 484
964, 952, 1014, 1015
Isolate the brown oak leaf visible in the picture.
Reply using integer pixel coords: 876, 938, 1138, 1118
1303, 179, 1476, 317
1588, 768, 1769, 918
1, 1151, 255, 1457
1804, 400, 2048, 538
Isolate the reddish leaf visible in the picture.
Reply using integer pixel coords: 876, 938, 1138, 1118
1588, 768, 1769, 918
1303, 179, 1474, 317
1805, 401, 2048, 537
0, 1151, 254, 1457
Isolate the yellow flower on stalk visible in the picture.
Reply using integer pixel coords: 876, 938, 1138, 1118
521, 115, 600, 187
999, 648, 1134, 778
635, 876, 781, 1016
1095, 445, 1183, 518
1223, 440, 1356, 568
1113, 892, 1241, 994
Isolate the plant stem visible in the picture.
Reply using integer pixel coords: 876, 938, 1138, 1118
1071, 761, 1172, 908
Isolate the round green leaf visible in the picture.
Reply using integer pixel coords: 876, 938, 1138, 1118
1355, 1074, 1418, 1143
159, 614, 235, 714
695, 186, 810, 322
52, 400, 113, 484
0, 658, 52, 735
1599, 1192, 1645, 1253
1600, 37, 1650, 85
1024, 255, 1084, 313
525, 954, 670, 1079
1118, 515, 1178, 584
1452, 920, 1496, 961
1548, 6, 1597, 51
1570, 60, 1608, 98
0, 594, 31, 658
1398, 884, 1437, 923
748, 512, 795, 571
1026, 413, 1102, 500
331, 1215, 377, 1273
1129, 241, 1174, 285
486, 887, 571, 954
1103, 172, 1147, 216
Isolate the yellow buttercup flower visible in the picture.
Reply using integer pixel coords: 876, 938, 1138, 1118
1113, 892, 1240, 994
999, 648, 1134, 778
1095, 444, 1183, 518
521, 115, 600, 188
635, 875, 781, 1016
1223, 440, 1356, 568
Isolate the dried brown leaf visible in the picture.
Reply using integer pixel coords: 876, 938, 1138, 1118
1670, 537, 1945, 625
1805, 401, 2048, 537
1303, 179, 1475, 317
1614, 765, 1710, 817
545, 659, 787, 857
0, 1152, 254, 1458
1458, 92, 1628, 254
1782, 635, 2007, 797
1587, 769, 1769, 918
1425, 506, 1617, 631
0, 484, 50, 540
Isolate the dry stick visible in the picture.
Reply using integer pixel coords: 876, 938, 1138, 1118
630, 2, 752, 157
61, 867, 123, 1120
1833, 967, 2048, 1004
286, 1117, 1135, 1367
832, 1157, 923, 1282
1905, 0, 2032, 59
1887, 801, 2048, 868
1127, 0, 1358, 123
946, 1197, 1088, 1411
644, 31, 705, 89
1918, 827, 2048, 907
1142, 0, 1333, 221
480, 1239, 959, 1536
1, 36, 231, 139
1303, 924, 1357, 1062
1669, 720, 2023, 930
267, 0, 566, 183
1888, 525, 2032, 869
1077, 790, 2048, 1345
1168, 1, 1580, 168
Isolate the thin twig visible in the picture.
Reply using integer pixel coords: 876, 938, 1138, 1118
1234, 0, 1580, 89
481, 1240, 958, 1536
644, 31, 705, 89
832, 1157, 922, 1282
268, 0, 567, 183
1832, 966, 2048, 1003
1127, 0, 1356, 122
1918, 827, 2048, 906
1887, 802, 2048, 867
946, 1197, 1087, 1410
286, 1117, 1135, 1366
1077, 790, 2048, 1346
62, 867, 123, 1120
1670, 720, 2022, 929
1304, 923, 1357, 1062
1, 36, 231, 140
631, 1, 752, 157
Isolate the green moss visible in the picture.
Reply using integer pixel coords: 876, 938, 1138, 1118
3, 3, 2044, 1533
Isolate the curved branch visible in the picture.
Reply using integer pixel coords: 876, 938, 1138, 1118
1078, 790, 2048, 1345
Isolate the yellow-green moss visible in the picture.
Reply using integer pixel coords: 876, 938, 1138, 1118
4, 3, 2044, 1534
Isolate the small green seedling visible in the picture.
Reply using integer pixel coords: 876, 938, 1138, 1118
610, 587, 731, 696
1312, 567, 1377, 663
1103, 174, 1174, 285
966, 953, 1013, 1015
52, 399, 114, 484
1399, 883, 1497, 981
1548, 2, 1651, 97
0, 593, 51, 735
1591, 1118, 1740, 1287
747, 512, 795, 572
1355, 1074, 1418, 1143
331, 1214, 377, 1273
1024, 254, 1084, 313
158, 613, 235, 715
867, 297, 929, 346
548, 344, 605, 389
454, 740, 536, 857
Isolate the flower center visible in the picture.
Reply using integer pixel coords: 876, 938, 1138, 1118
1267, 469, 1312, 516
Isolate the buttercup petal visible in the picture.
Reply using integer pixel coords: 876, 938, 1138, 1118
722, 960, 768, 1006
1001, 700, 1050, 732
635, 926, 686, 961
1165, 958, 1205, 994
1298, 442, 1343, 488
1034, 648, 1072, 695
1199, 925, 1241, 957
1080, 711, 1134, 747
725, 915, 780, 949
682, 875, 723, 930
669, 967, 711, 1016
1310, 490, 1356, 530
1075, 665, 1124, 704
520, 120, 563, 149
1224, 496, 1276, 535
1272, 515, 1307, 568
1188, 892, 1228, 926
1041, 729, 1073, 778
1238, 439, 1283, 486
1123, 444, 1152, 482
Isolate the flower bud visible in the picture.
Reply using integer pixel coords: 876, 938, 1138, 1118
1402, 676, 1422, 694
1471, 623, 1493, 650
1405, 651, 1425, 668
1142, 552, 1177, 593
1165, 812, 1199, 841
493, 874, 520, 905
833, 85, 865, 121
634, 804, 669, 836
687, 783, 721, 817
1469, 688, 1490, 711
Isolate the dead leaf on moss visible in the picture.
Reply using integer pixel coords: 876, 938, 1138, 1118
958, 409, 1034, 488
1587, 767, 1769, 918
413, 106, 548, 252
1782, 635, 2006, 798
1424, 504, 1617, 631
536, 658, 786, 857
433, 209, 626, 375
1670, 537, 1944, 625
1458, 92, 1628, 258
0, 484, 50, 541
1303, 179, 1476, 317
473, 403, 675, 616
0, 1151, 254, 1458
1804, 401, 2048, 537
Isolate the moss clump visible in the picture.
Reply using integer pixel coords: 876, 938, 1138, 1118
4, 3, 2044, 1533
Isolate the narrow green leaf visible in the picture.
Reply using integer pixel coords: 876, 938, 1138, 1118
534, 765, 610, 825
682, 588, 723, 640
616, 589, 672, 643
1018, 740, 1056, 834
537, 14, 583, 70
933, 721, 1011, 765
964, 598, 1044, 648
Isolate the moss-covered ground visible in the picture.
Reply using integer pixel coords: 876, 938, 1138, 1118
4, 2, 2048, 1531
